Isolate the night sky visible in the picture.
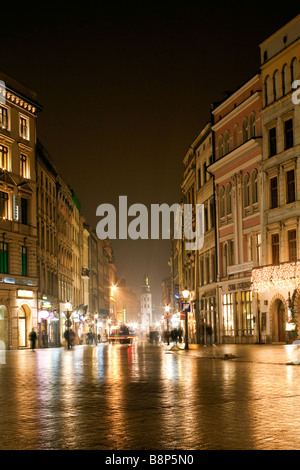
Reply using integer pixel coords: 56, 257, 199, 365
1, 3, 299, 310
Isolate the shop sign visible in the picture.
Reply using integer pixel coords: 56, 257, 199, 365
38, 310, 49, 322
227, 262, 253, 275
181, 302, 190, 312
17, 289, 33, 298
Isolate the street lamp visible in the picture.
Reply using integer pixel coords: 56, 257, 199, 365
107, 318, 111, 339
164, 305, 170, 331
64, 301, 72, 349
182, 288, 190, 350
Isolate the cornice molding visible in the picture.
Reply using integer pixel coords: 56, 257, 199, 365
0, 86, 38, 116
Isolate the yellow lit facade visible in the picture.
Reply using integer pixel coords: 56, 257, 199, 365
254, 15, 300, 342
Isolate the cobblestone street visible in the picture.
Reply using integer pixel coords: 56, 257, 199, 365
1, 342, 300, 450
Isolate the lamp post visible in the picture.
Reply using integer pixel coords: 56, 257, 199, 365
107, 318, 111, 340
164, 305, 170, 331
64, 301, 72, 349
94, 313, 98, 343
182, 288, 190, 350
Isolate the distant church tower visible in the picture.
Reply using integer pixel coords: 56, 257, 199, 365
140, 275, 152, 332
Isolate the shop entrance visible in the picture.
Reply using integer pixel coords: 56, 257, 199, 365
272, 299, 286, 343
18, 304, 31, 348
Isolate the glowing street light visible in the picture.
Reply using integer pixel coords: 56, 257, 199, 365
164, 305, 171, 331
182, 289, 190, 300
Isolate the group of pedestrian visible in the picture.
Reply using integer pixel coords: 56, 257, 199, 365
85, 332, 99, 345
162, 328, 183, 345
64, 329, 75, 349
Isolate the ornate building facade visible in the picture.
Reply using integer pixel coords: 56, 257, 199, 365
210, 74, 263, 344
252, 15, 300, 343
0, 71, 40, 349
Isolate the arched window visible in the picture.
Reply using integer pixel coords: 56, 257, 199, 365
251, 169, 258, 204
226, 183, 232, 215
242, 118, 248, 143
249, 113, 256, 138
291, 57, 299, 85
282, 64, 289, 95
233, 124, 239, 148
264, 75, 271, 105
219, 186, 225, 218
224, 131, 230, 154
273, 70, 280, 101
218, 135, 224, 158
244, 173, 250, 208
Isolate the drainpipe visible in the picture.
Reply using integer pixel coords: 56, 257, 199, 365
206, 114, 219, 345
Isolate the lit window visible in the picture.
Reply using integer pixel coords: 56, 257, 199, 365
0, 145, 8, 170
20, 154, 29, 178
223, 293, 234, 336
20, 115, 29, 140
0, 106, 8, 129
241, 291, 253, 335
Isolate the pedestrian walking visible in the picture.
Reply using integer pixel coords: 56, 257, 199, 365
178, 328, 183, 343
171, 329, 178, 344
64, 329, 70, 348
69, 329, 75, 348
29, 328, 37, 351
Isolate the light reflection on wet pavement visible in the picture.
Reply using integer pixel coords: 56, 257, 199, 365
1, 342, 300, 450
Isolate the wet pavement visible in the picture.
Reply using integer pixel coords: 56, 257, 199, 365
1, 341, 300, 450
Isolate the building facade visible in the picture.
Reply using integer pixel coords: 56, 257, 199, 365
252, 15, 300, 343
36, 140, 59, 347
0, 72, 40, 350
194, 122, 218, 345
181, 143, 197, 343
210, 74, 263, 344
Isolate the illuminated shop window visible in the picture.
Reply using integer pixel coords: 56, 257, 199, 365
241, 290, 253, 335
223, 293, 234, 336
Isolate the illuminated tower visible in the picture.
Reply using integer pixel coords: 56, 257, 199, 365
140, 275, 152, 332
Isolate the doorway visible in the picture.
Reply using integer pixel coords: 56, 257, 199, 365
18, 304, 31, 348
272, 299, 286, 343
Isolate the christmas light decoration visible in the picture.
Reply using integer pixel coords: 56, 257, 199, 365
251, 262, 300, 293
